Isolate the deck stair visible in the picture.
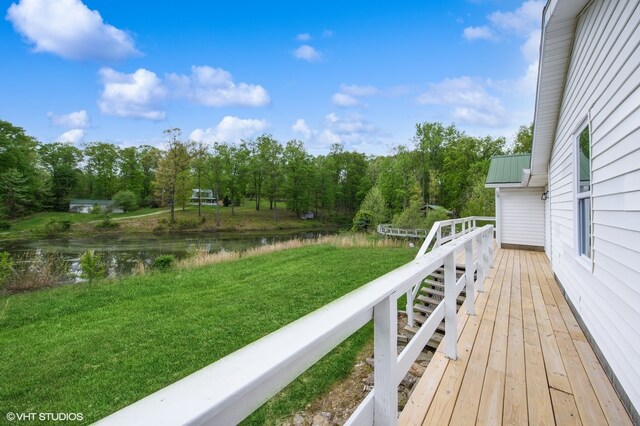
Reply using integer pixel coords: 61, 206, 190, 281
398, 265, 469, 353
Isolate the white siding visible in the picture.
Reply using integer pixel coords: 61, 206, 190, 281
499, 188, 545, 247
548, 0, 640, 410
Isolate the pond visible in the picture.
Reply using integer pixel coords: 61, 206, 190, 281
0, 230, 336, 283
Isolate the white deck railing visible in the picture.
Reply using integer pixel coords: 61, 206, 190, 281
376, 224, 430, 238
98, 224, 495, 426
405, 216, 495, 327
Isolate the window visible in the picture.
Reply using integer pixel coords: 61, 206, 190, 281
576, 125, 591, 258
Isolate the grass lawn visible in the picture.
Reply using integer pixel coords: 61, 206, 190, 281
3, 202, 340, 239
0, 244, 416, 424
4, 208, 161, 233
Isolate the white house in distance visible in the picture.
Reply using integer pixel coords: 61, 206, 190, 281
69, 199, 124, 214
487, 0, 640, 420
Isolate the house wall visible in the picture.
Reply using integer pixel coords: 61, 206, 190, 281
498, 188, 545, 248
548, 0, 640, 410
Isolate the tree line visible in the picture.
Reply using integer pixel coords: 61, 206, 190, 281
0, 118, 532, 226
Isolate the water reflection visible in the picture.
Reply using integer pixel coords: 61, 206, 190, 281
0, 230, 333, 282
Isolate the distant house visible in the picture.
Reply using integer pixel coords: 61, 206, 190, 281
69, 199, 123, 214
487, 0, 640, 416
300, 211, 314, 220
189, 189, 217, 206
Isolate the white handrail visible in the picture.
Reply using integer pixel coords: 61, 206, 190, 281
406, 216, 495, 327
98, 225, 494, 426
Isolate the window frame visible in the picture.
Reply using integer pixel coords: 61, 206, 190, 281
574, 118, 592, 266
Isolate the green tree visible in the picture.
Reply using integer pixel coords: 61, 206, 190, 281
512, 123, 534, 154
225, 143, 250, 216
138, 145, 162, 203
190, 141, 210, 217
0, 120, 45, 215
79, 250, 106, 283
0, 169, 31, 218
39, 142, 83, 211
118, 147, 144, 197
283, 140, 312, 216
208, 143, 231, 225
257, 136, 284, 220
154, 129, 192, 223
352, 186, 388, 231
84, 142, 119, 199
112, 190, 139, 212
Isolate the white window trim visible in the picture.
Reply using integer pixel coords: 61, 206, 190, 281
573, 117, 593, 269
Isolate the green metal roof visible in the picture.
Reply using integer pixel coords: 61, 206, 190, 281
486, 154, 531, 185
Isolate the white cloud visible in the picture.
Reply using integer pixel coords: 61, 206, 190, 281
56, 128, 85, 144
190, 116, 269, 143
290, 113, 384, 151
463, 25, 495, 41
98, 67, 167, 120
417, 76, 508, 128
521, 29, 541, 64
489, 0, 544, 36
47, 110, 90, 128
167, 65, 269, 107
332, 84, 379, 107
340, 84, 378, 97
293, 44, 321, 62
6, 0, 139, 61
291, 118, 312, 140
332, 93, 360, 107
296, 33, 312, 41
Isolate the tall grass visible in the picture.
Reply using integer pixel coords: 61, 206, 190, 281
177, 233, 404, 269
4, 251, 68, 292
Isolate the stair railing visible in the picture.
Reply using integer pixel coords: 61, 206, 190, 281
406, 216, 495, 327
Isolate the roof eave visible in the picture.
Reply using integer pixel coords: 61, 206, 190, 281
530, 0, 590, 182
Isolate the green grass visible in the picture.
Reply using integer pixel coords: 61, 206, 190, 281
4, 208, 160, 233
0, 244, 416, 424
3, 202, 340, 239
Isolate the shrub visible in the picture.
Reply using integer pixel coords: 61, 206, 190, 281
79, 250, 106, 283
95, 214, 119, 229
352, 186, 388, 232
141, 195, 158, 208
0, 252, 13, 289
153, 255, 176, 271
8, 251, 68, 292
423, 207, 450, 230
172, 217, 202, 230
0, 221, 10, 230
112, 190, 139, 212
43, 219, 71, 235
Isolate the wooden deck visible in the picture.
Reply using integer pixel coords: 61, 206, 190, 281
399, 248, 632, 425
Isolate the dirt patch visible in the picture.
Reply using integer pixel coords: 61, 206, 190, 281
283, 313, 434, 425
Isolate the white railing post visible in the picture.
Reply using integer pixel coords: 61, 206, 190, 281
488, 226, 495, 265
473, 218, 477, 230
406, 290, 414, 328
436, 225, 442, 247
444, 253, 457, 360
464, 240, 475, 316
476, 233, 484, 293
373, 295, 397, 424
484, 231, 491, 276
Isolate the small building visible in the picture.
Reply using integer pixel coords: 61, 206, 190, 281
485, 153, 545, 250
189, 189, 217, 206
300, 211, 314, 220
69, 199, 123, 214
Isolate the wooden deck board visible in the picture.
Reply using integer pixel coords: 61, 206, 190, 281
400, 248, 632, 425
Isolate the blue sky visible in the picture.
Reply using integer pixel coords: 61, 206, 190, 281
1, 0, 544, 155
